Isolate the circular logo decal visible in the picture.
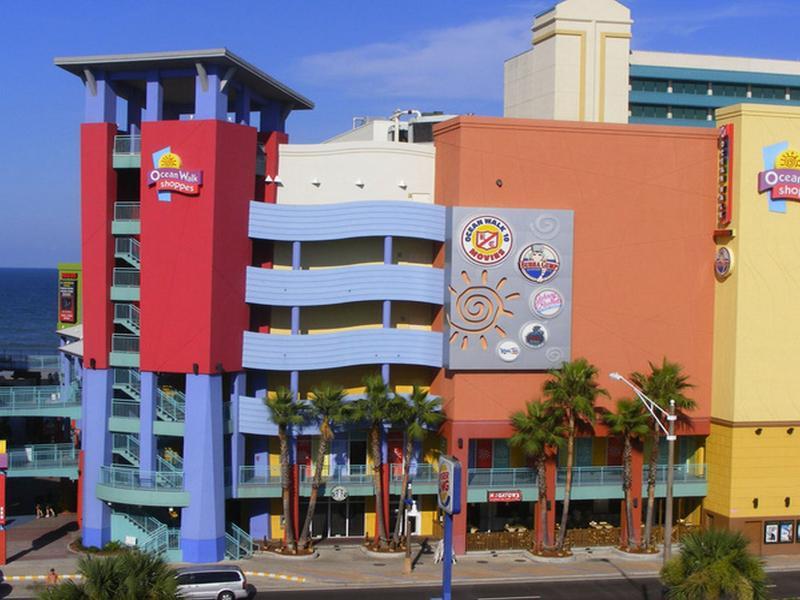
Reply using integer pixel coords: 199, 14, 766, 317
438, 469, 451, 508
330, 485, 349, 502
520, 322, 548, 349
461, 216, 513, 266
496, 340, 521, 362
531, 289, 563, 319
715, 247, 734, 280
518, 243, 560, 283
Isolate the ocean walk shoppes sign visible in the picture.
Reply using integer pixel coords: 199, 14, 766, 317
759, 149, 800, 202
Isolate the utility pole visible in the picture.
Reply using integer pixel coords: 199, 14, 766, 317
663, 399, 677, 564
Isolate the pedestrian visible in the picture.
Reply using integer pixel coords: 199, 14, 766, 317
46, 504, 56, 518
45, 568, 59, 586
35, 504, 43, 519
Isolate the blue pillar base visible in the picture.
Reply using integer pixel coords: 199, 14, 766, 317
180, 537, 225, 563
82, 526, 110, 549
249, 502, 270, 540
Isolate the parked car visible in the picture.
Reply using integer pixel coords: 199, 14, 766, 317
175, 565, 254, 599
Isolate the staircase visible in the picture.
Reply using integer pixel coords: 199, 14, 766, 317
112, 433, 140, 466
114, 237, 141, 268
225, 522, 254, 559
157, 452, 183, 473
113, 368, 141, 401
156, 388, 186, 422
113, 303, 141, 335
114, 512, 178, 555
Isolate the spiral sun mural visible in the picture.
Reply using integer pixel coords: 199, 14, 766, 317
448, 270, 520, 351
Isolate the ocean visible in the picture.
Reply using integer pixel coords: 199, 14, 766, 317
0, 269, 59, 355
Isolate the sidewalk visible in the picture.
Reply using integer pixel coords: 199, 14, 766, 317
1, 544, 798, 597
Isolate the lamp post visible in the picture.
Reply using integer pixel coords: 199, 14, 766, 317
609, 372, 677, 565
403, 483, 415, 575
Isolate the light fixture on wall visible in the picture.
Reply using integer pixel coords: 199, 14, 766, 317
264, 174, 273, 183
397, 180, 407, 189
755, 428, 763, 435
753, 498, 759, 509
786, 497, 791, 508
311, 177, 321, 187
354, 179, 365, 188
273, 175, 283, 186
789, 427, 795, 435
457, 438, 463, 450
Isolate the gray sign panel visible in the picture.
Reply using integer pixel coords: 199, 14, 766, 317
443, 207, 573, 370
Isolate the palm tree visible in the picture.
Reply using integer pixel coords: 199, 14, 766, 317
265, 386, 306, 553
350, 373, 396, 549
390, 386, 444, 548
603, 398, 650, 549
509, 399, 565, 552
298, 382, 349, 549
543, 358, 608, 551
660, 529, 767, 600
631, 358, 695, 549
38, 549, 179, 600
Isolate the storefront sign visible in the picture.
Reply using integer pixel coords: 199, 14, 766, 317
460, 215, 513, 266
148, 151, 203, 196
496, 340, 521, 362
531, 289, 563, 319
330, 486, 348, 502
714, 247, 734, 280
758, 148, 800, 201
487, 490, 522, 503
520, 323, 547, 349
58, 277, 78, 323
438, 455, 462, 515
717, 124, 734, 226
518, 243, 560, 283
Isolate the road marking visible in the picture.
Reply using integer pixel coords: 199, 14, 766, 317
4, 574, 83, 581
243, 570, 306, 583
478, 596, 541, 600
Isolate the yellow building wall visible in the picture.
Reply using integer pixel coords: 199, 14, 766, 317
592, 438, 607, 466
270, 498, 284, 539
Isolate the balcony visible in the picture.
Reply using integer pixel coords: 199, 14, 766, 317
467, 468, 537, 502
237, 465, 282, 498
555, 465, 708, 501
113, 135, 141, 169
299, 464, 374, 497
112, 202, 140, 235
109, 399, 140, 433
111, 267, 140, 302
0, 385, 81, 418
110, 333, 139, 368
113, 303, 140, 335
96, 465, 189, 507
389, 463, 438, 495
7, 443, 79, 479
114, 238, 141, 269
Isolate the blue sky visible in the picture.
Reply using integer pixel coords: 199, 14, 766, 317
1, 0, 799, 267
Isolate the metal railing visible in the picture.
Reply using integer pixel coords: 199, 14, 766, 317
556, 464, 708, 486
114, 237, 141, 266
467, 468, 537, 488
114, 368, 141, 396
299, 464, 372, 485
112, 433, 140, 464
112, 334, 139, 354
225, 523, 254, 560
113, 267, 140, 288
0, 353, 60, 371
111, 399, 140, 419
156, 388, 185, 422
7, 443, 78, 471
113, 135, 141, 155
114, 202, 140, 221
99, 465, 184, 491
157, 453, 183, 473
239, 464, 282, 486
0, 386, 80, 412
390, 462, 438, 482
114, 303, 141, 333
141, 524, 168, 555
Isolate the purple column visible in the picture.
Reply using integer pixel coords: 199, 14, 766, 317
259, 99, 285, 133
82, 367, 112, 547
127, 97, 142, 136
180, 373, 225, 562
235, 87, 251, 126
194, 65, 227, 120
382, 236, 393, 384
230, 373, 245, 495
139, 372, 157, 475
84, 71, 116, 124
144, 71, 163, 122
291, 241, 301, 396
249, 435, 270, 540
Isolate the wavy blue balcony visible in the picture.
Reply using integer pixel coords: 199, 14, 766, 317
96, 465, 189, 507
0, 385, 81, 418
242, 329, 443, 371
245, 264, 444, 307
248, 200, 446, 242
7, 444, 79, 479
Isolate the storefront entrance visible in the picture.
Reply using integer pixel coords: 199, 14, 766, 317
300, 498, 365, 539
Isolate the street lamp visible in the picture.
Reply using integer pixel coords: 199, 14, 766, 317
609, 372, 677, 564
403, 483, 418, 575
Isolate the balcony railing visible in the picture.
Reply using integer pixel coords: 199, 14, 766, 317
112, 334, 139, 354
239, 464, 282, 487
299, 464, 372, 485
390, 462, 438, 482
114, 237, 141, 265
114, 135, 141, 155
99, 465, 184, 491
7, 443, 78, 471
0, 386, 80, 412
467, 468, 537, 488
114, 303, 141, 332
156, 389, 185, 422
113, 268, 140, 287
111, 399, 140, 419
114, 202, 140, 221
556, 464, 708, 486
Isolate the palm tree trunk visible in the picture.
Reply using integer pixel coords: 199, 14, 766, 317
370, 425, 388, 548
537, 456, 548, 551
392, 434, 414, 548
643, 425, 659, 548
623, 436, 635, 549
279, 426, 296, 552
298, 427, 330, 549
555, 414, 575, 550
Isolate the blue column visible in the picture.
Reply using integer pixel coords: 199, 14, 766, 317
291, 241, 301, 397
127, 96, 142, 135
84, 71, 117, 123
235, 87, 251, 126
82, 368, 112, 547
251, 371, 268, 399
194, 65, 227, 120
382, 235, 393, 384
230, 373, 245, 494
259, 99, 285, 133
58, 342, 70, 398
144, 71, 163, 122
249, 435, 270, 540
180, 373, 225, 562
139, 372, 157, 475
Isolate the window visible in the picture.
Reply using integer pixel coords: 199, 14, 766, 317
790, 88, 800, 100
713, 83, 747, 98
671, 80, 708, 95
193, 571, 241, 584
751, 85, 785, 99
630, 104, 669, 119
175, 574, 193, 586
671, 106, 708, 121
630, 78, 669, 93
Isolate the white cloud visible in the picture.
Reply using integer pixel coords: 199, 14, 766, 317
296, 12, 546, 101
634, 1, 790, 38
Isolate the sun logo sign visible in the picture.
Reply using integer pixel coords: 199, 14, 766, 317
447, 270, 520, 352
149, 147, 203, 202
759, 148, 800, 202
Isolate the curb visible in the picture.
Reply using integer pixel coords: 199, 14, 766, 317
243, 571, 306, 583
4, 574, 83, 582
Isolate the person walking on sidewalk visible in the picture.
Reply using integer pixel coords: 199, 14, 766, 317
45, 568, 59, 586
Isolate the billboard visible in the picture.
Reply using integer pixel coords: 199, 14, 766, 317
444, 207, 574, 370
58, 275, 78, 324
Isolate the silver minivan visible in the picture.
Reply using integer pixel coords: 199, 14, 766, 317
175, 565, 253, 600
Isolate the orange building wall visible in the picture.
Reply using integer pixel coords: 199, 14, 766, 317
433, 117, 717, 432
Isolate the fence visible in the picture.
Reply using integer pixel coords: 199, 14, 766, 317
114, 202, 140, 221
466, 530, 535, 551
